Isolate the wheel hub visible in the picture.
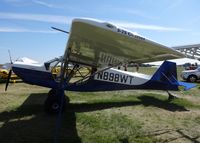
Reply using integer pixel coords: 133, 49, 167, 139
52, 103, 59, 110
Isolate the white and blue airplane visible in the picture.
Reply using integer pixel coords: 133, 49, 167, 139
5, 18, 196, 114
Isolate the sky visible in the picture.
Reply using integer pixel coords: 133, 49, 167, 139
0, 0, 200, 64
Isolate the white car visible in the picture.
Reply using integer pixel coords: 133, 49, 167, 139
181, 67, 200, 82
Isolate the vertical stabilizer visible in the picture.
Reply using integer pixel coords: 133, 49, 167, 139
151, 61, 178, 84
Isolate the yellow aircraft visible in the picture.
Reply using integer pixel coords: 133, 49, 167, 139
0, 65, 17, 83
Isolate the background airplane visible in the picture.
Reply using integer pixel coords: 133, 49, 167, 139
0, 68, 17, 83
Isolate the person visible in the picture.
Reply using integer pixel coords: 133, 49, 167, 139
124, 64, 127, 71
136, 63, 139, 72
189, 64, 197, 70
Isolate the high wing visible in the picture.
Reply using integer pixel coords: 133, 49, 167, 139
65, 18, 184, 68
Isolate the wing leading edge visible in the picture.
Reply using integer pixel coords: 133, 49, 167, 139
66, 18, 184, 68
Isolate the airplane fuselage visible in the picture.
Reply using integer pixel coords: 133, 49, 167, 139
11, 61, 192, 92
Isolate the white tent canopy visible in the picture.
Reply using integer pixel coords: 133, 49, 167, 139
145, 58, 200, 66
1, 57, 39, 70
15, 57, 39, 64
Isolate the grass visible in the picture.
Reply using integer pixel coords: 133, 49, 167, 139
0, 66, 200, 143
171, 98, 200, 109
77, 113, 157, 143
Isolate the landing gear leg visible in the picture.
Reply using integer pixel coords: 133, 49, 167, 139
167, 91, 177, 101
44, 89, 69, 114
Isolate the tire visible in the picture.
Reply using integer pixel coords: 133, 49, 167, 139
187, 75, 197, 82
44, 89, 67, 114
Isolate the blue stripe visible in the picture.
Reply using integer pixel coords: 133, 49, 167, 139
67, 77, 179, 92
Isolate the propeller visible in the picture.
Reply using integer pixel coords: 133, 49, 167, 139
8, 50, 13, 64
51, 27, 69, 34
5, 69, 12, 91
5, 50, 13, 91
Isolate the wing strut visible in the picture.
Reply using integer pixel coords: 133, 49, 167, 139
51, 27, 69, 34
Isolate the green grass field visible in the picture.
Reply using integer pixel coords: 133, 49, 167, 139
0, 67, 200, 143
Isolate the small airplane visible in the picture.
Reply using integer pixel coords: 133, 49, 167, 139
5, 18, 196, 114
0, 62, 18, 83
0, 68, 17, 83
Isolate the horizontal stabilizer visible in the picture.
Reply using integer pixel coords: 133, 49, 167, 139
178, 81, 196, 90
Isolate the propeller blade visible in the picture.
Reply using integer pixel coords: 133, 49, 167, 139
5, 70, 12, 91
51, 27, 69, 34
8, 50, 13, 64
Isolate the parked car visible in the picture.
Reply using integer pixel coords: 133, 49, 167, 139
181, 67, 200, 82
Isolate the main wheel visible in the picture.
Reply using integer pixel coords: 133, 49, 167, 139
187, 75, 197, 82
44, 89, 68, 114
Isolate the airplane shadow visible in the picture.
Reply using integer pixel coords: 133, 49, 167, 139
68, 95, 188, 113
0, 93, 188, 143
137, 95, 189, 112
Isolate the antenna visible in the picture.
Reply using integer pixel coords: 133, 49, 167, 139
8, 50, 13, 64
51, 27, 69, 34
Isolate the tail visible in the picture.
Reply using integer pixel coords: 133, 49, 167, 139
151, 61, 196, 90
151, 61, 178, 83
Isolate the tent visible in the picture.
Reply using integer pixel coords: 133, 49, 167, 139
145, 58, 200, 66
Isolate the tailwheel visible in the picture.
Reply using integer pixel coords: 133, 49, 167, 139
44, 89, 69, 114
167, 91, 178, 101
